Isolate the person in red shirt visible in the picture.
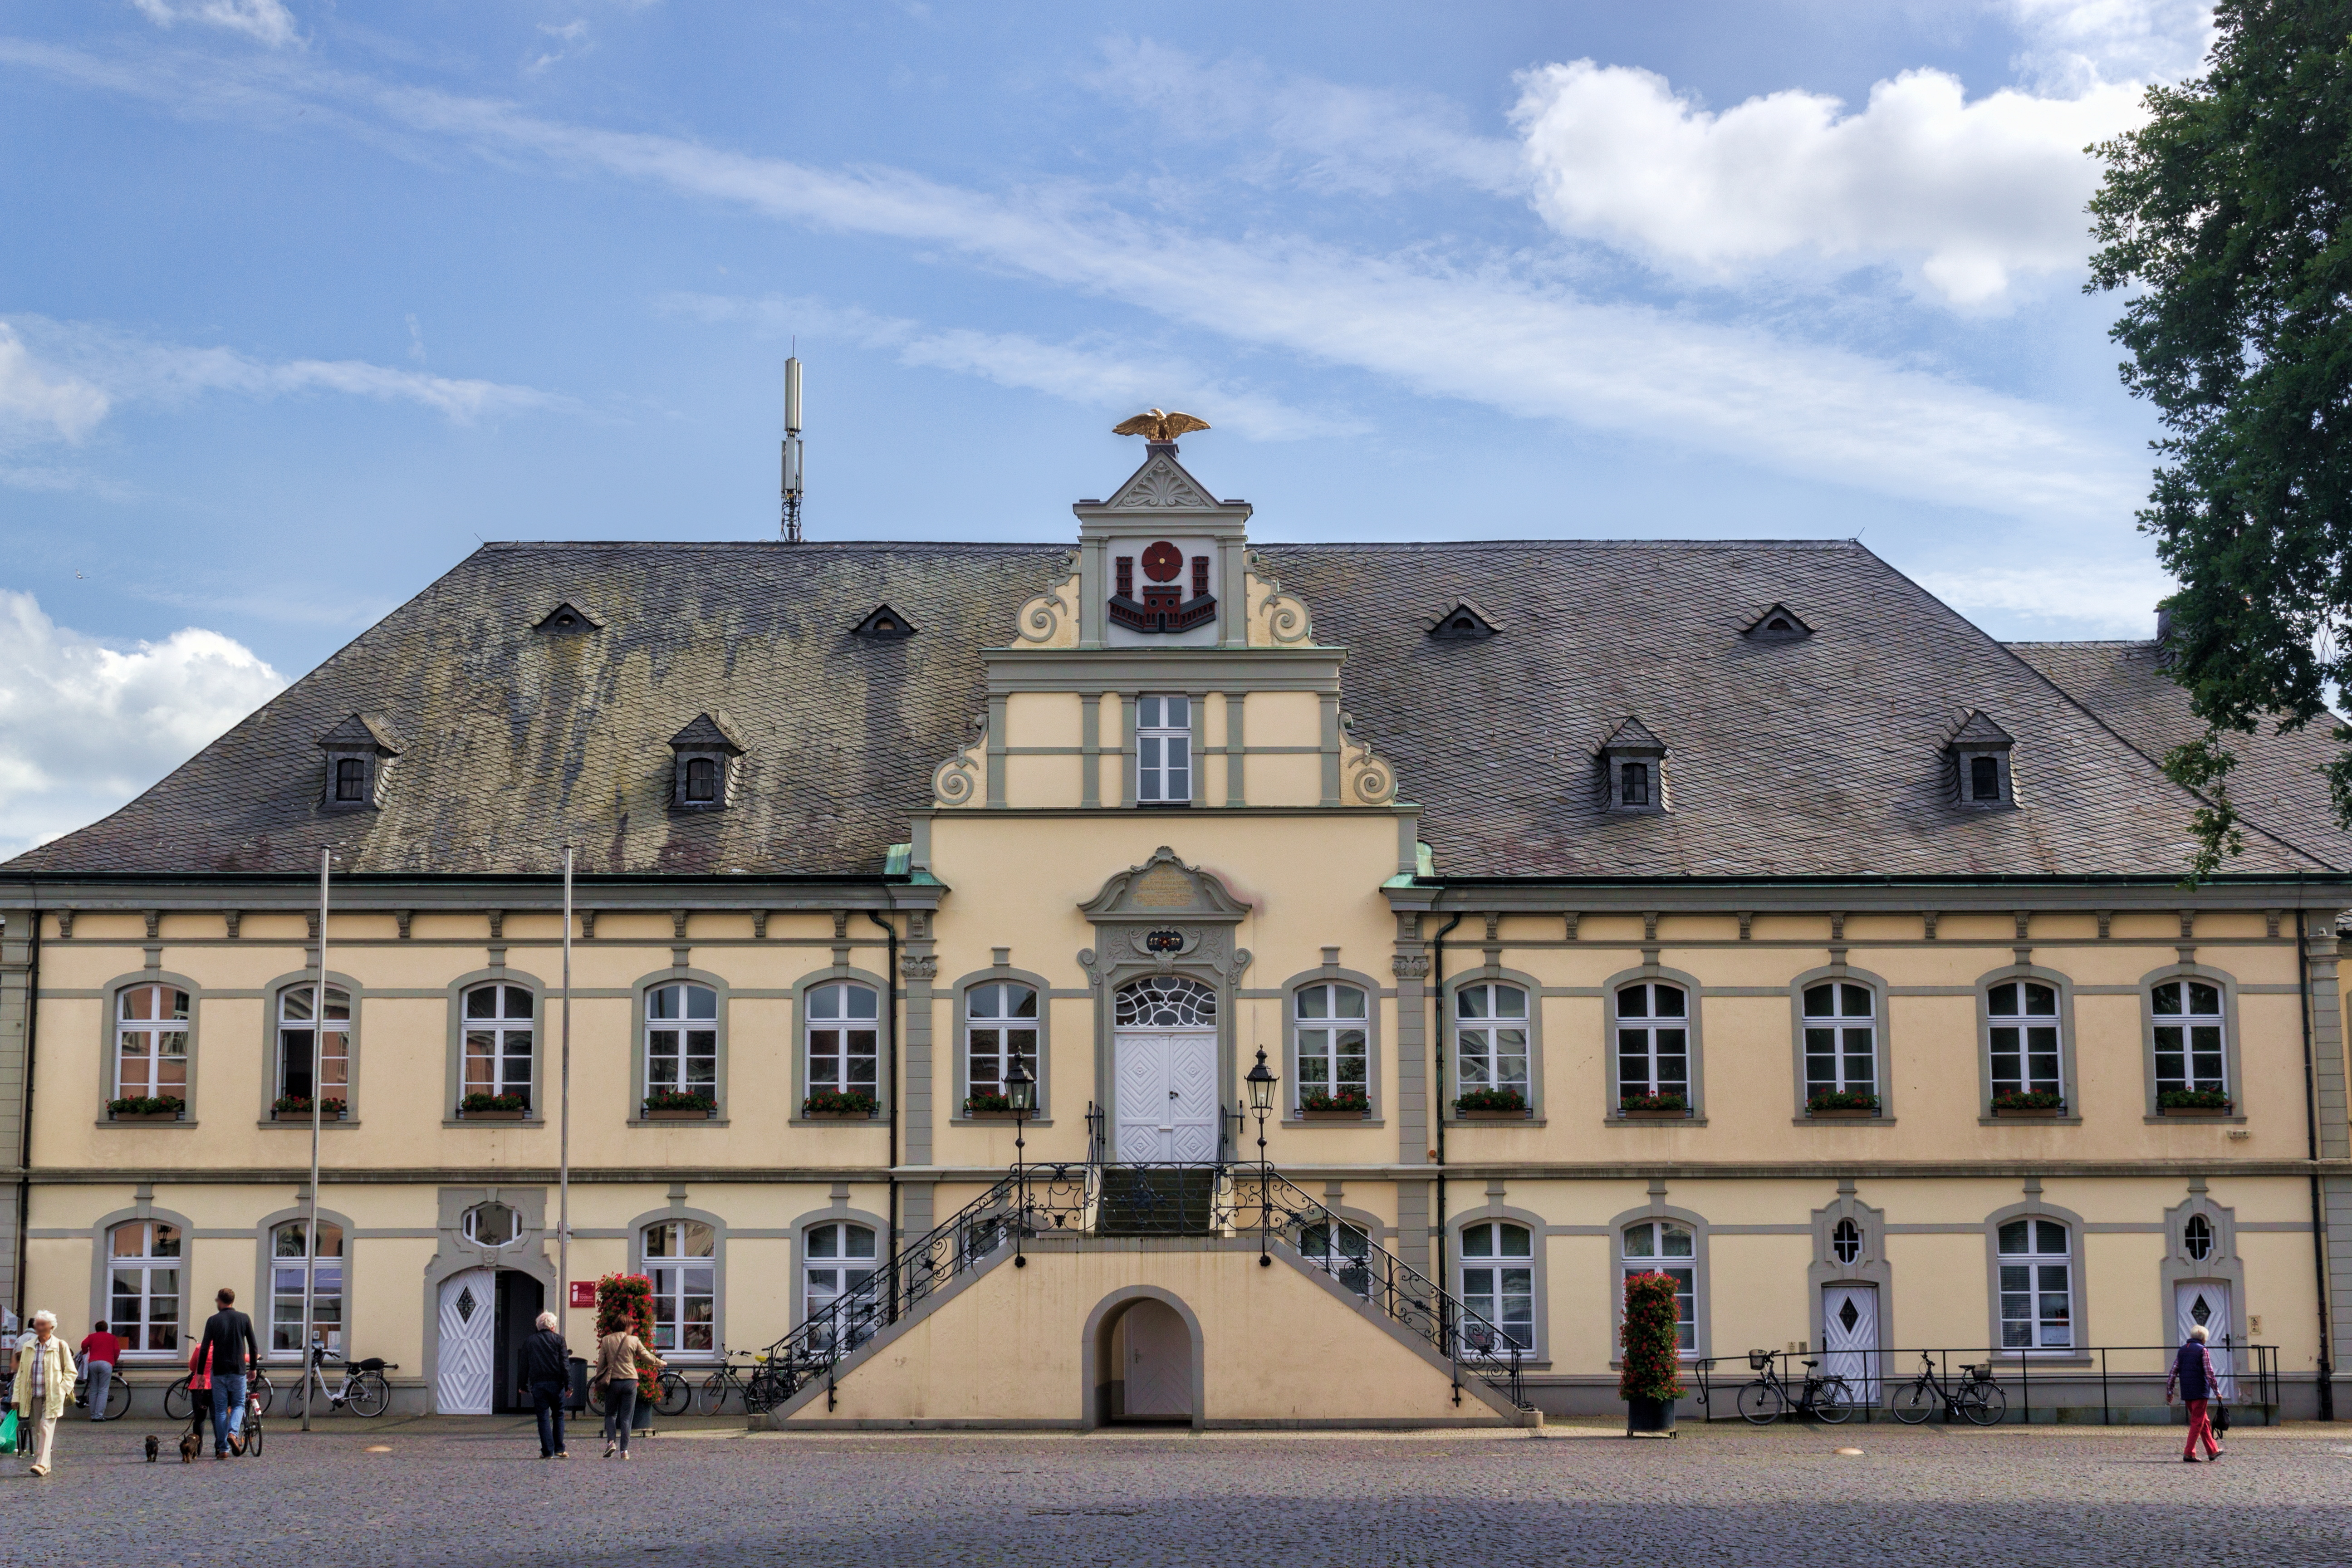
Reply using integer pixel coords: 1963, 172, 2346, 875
77, 1321, 124, 1422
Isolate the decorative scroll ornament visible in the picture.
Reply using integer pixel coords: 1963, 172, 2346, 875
1012, 551, 1080, 646
929, 715, 988, 808
1339, 710, 1400, 805
1392, 951, 1431, 980
1245, 553, 1314, 646
900, 952, 939, 982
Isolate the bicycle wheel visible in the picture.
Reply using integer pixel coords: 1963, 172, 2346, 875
250, 1371, 275, 1415
1811, 1377, 1856, 1425
350, 1372, 389, 1418
1891, 1378, 1936, 1424
585, 1380, 608, 1416
1735, 1379, 1786, 1425
1958, 1381, 2008, 1426
657, 1369, 693, 1417
281, 1375, 309, 1422
163, 1377, 193, 1421
243, 1418, 263, 1458
743, 1369, 779, 1415
696, 1372, 734, 1416
100, 1375, 131, 1421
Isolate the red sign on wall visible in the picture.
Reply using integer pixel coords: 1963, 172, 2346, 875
570, 1281, 597, 1308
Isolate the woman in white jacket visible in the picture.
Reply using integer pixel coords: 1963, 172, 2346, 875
11, 1311, 76, 1476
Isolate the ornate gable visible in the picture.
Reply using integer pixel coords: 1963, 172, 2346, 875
1077, 846, 1254, 984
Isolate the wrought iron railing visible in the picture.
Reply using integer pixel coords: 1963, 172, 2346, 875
1691, 1342, 2282, 1424
759, 1103, 1530, 1413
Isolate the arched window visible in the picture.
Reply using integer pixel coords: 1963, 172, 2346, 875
1621, 1220, 1696, 1351
461, 984, 534, 1106
965, 981, 1039, 1107
334, 757, 368, 802
805, 982, 880, 1107
1294, 982, 1367, 1112
804, 1221, 878, 1351
1454, 983, 1529, 1097
1301, 1218, 1371, 1297
683, 756, 719, 804
643, 1220, 716, 1357
2152, 979, 2228, 1098
1988, 980, 2061, 1100
108, 1220, 182, 1353
276, 984, 351, 1110
1114, 975, 1216, 1027
1459, 1220, 1533, 1351
1802, 982, 1878, 1110
2184, 1214, 2214, 1261
114, 983, 190, 1108
646, 983, 718, 1102
1832, 1218, 1862, 1266
1615, 982, 1688, 1107
1997, 1219, 2073, 1349
270, 1220, 344, 1357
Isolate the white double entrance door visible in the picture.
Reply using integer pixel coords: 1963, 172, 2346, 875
436, 1268, 497, 1415
1113, 1030, 1218, 1161
1822, 1284, 1881, 1403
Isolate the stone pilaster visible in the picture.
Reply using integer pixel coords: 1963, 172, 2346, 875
1392, 911, 1431, 1278
899, 916, 938, 1247
0, 910, 31, 1320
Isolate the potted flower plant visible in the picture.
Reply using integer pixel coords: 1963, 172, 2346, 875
2158, 1088, 2234, 1117
1619, 1090, 1688, 1121
107, 1095, 185, 1123
1298, 1088, 1370, 1121
804, 1089, 880, 1120
459, 1091, 528, 1120
964, 1092, 1020, 1121
1990, 1089, 2066, 1118
642, 1089, 716, 1121
1620, 1270, 1687, 1435
271, 1094, 346, 1122
595, 1273, 661, 1426
1806, 1089, 1881, 1119
1455, 1088, 1529, 1120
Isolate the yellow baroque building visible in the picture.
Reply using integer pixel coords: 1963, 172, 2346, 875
5, 433, 2352, 1427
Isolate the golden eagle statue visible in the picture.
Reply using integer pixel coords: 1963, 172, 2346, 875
1112, 408, 1210, 442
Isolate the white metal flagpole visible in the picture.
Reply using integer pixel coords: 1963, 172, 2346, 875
560, 847, 573, 1342
301, 847, 328, 1432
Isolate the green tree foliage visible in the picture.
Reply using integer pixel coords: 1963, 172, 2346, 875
2086, 0, 2352, 875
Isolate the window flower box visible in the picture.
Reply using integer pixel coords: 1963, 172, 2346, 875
1298, 1091, 1370, 1121
459, 1092, 529, 1121
804, 1091, 880, 1121
2158, 1089, 2232, 1117
1806, 1090, 1881, 1119
962, 1093, 1023, 1120
108, 1096, 184, 1123
642, 1091, 716, 1121
1991, 1092, 2066, 1118
271, 1096, 346, 1122
1454, 1088, 1528, 1120
1619, 1093, 1688, 1121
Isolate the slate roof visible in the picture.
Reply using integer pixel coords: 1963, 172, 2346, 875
9, 536, 2333, 881
2008, 638, 2352, 872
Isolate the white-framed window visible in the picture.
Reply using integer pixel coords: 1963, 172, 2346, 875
1615, 982, 1688, 1101
1988, 980, 2061, 1098
646, 983, 719, 1101
804, 1221, 878, 1351
1621, 1220, 1696, 1352
115, 983, 190, 1103
1294, 982, 1368, 1110
1458, 1220, 1534, 1351
1301, 1217, 1371, 1296
1136, 694, 1191, 804
1802, 982, 1877, 1103
276, 984, 351, 1107
269, 1220, 344, 1357
806, 982, 880, 1105
108, 1220, 181, 1355
461, 984, 534, 1104
2151, 979, 2227, 1096
643, 1220, 716, 1357
461, 1201, 521, 1249
965, 982, 1038, 1104
1997, 1218, 2073, 1349
1454, 983, 1529, 1096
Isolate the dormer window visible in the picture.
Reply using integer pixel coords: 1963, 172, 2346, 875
533, 602, 602, 635
669, 712, 745, 813
1598, 716, 1667, 815
1427, 602, 1499, 641
317, 713, 401, 813
1744, 603, 1813, 641
1948, 710, 2015, 809
853, 603, 917, 639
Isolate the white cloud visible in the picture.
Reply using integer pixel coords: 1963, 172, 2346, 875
1915, 557, 2171, 638
526, 19, 592, 77
0, 592, 284, 857
661, 293, 1361, 441
131, 0, 301, 49
2006, 0, 2213, 93
0, 323, 109, 441
1511, 60, 2144, 306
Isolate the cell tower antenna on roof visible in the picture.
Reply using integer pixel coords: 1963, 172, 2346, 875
781, 349, 805, 544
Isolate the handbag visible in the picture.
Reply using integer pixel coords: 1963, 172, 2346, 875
2213, 1399, 2232, 1434
0, 1407, 17, 1455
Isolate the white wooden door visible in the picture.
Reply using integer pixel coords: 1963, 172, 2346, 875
1822, 1284, 1879, 1405
1122, 1299, 1192, 1418
436, 1268, 496, 1415
1113, 1031, 1219, 1161
2176, 1282, 2237, 1400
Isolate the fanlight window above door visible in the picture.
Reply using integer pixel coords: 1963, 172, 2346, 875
462, 1201, 521, 1248
1115, 975, 1217, 1027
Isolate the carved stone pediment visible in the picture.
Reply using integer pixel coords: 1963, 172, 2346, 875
1078, 846, 1249, 924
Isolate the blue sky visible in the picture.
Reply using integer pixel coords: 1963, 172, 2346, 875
0, 1, 2213, 852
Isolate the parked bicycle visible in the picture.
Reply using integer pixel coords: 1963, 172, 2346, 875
164, 1368, 274, 1421
1890, 1352, 2008, 1425
72, 1366, 131, 1421
1735, 1350, 1855, 1424
282, 1338, 395, 1419
695, 1349, 783, 1416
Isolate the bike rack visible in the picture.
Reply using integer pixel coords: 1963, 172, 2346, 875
1694, 1341, 2280, 1424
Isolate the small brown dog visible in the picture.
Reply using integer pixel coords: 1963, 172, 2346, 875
179, 1427, 202, 1463
144, 1434, 160, 1462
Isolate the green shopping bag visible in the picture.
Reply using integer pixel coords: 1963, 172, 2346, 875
0, 1407, 19, 1455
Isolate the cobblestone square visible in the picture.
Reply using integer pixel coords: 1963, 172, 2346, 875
6, 1416, 2350, 1568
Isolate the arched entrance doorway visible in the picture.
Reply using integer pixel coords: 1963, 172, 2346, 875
1111, 976, 1218, 1161
434, 1268, 546, 1414
1091, 1294, 1199, 1426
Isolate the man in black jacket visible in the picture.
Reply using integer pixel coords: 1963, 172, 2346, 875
196, 1288, 260, 1458
519, 1311, 571, 1459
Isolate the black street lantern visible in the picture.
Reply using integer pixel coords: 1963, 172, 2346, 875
1006, 1056, 1036, 1267
1246, 1049, 1277, 1116
1005, 1056, 1036, 1115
